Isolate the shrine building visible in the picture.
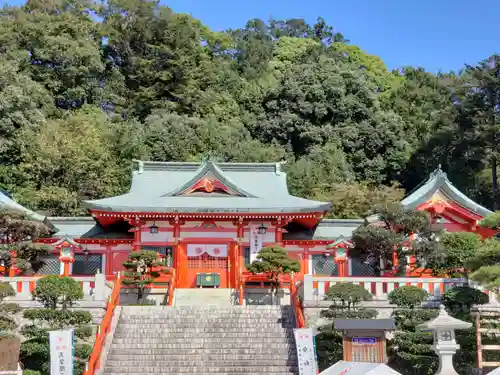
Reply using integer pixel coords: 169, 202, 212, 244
3, 159, 497, 286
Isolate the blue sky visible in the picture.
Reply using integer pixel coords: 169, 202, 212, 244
164, 0, 499, 73
3, 0, 499, 72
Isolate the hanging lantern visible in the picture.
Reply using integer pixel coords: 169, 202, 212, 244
149, 223, 159, 234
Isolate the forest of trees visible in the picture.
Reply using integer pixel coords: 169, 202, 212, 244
0, 0, 499, 217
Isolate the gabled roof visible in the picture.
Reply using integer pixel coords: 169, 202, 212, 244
313, 219, 363, 240
84, 159, 332, 214
0, 189, 47, 223
334, 319, 396, 331
48, 217, 97, 238
401, 167, 493, 218
165, 160, 255, 197
320, 361, 401, 375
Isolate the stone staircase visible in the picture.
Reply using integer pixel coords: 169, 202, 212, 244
103, 305, 299, 375
174, 288, 233, 307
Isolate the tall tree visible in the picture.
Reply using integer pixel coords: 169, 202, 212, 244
461, 55, 500, 210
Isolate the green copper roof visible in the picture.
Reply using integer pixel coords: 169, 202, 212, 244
84, 160, 332, 214
401, 167, 492, 217
313, 219, 363, 240
0, 189, 46, 222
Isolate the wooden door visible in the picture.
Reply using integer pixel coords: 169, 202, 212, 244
184, 244, 229, 288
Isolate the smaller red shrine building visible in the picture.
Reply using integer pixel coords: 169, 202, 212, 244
2, 161, 497, 285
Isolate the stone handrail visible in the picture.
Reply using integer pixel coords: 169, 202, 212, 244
302, 275, 476, 302
2, 274, 108, 301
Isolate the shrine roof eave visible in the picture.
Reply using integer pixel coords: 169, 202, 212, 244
401, 168, 492, 218
84, 195, 332, 216
87, 204, 332, 216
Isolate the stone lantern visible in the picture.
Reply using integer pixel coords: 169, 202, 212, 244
418, 305, 472, 375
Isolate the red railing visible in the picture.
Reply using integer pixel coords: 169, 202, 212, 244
84, 273, 122, 375
167, 269, 176, 306
290, 277, 305, 328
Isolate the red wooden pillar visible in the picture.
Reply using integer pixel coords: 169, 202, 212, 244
8, 251, 16, 276
274, 217, 283, 244
130, 218, 142, 252
301, 248, 309, 275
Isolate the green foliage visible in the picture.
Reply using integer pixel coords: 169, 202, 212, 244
480, 211, 500, 230
0, 281, 15, 302
468, 237, 500, 290
314, 325, 344, 372
123, 250, 170, 301
0, 315, 17, 331
32, 276, 84, 309
427, 232, 482, 277
0, 208, 51, 275
23, 370, 42, 375
0, 283, 18, 334
323, 282, 372, 308
315, 282, 376, 371
246, 245, 300, 296
350, 203, 440, 274
0, 2, 494, 219
23, 309, 92, 328
388, 286, 429, 308
20, 306, 93, 375
441, 286, 489, 316
0, 302, 21, 314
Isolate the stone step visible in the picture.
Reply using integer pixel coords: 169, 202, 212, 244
112, 338, 293, 344
117, 322, 293, 327
109, 348, 297, 356
106, 357, 298, 368
113, 335, 291, 340
107, 354, 298, 361
104, 366, 298, 373
112, 346, 295, 353
113, 329, 292, 334
115, 323, 292, 328
119, 318, 291, 323
120, 313, 291, 317
120, 307, 289, 312
105, 372, 297, 375
103, 304, 297, 375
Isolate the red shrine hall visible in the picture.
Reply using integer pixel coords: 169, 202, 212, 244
4, 160, 497, 287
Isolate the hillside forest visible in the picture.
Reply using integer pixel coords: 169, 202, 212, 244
0, 0, 499, 217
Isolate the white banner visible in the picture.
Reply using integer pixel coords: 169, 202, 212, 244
294, 328, 318, 375
249, 226, 263, 263
186, 244, 228, 257
49, 329, 74, 375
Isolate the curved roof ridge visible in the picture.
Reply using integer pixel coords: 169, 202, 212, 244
162, 160, 257, 198
401, 167, 492, 217
133, 159, 285, 173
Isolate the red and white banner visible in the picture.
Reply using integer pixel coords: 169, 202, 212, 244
187, 244, 228, 257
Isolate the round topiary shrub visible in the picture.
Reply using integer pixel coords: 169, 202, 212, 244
441, 285, 489, 314
325, 282, 373, 307
388, 285, 429, 308
32, 275, 84, 309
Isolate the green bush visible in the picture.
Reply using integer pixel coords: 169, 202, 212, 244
32, 276, 84, 309
0, 302, 21, 314
441, 286, 489, 315
0, 315, 17, 332
388, 286, 429, 308
23, 370, 41, 375
23, 309, 92, 328
0, 281, 15, 302
324, 282, 372, 307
